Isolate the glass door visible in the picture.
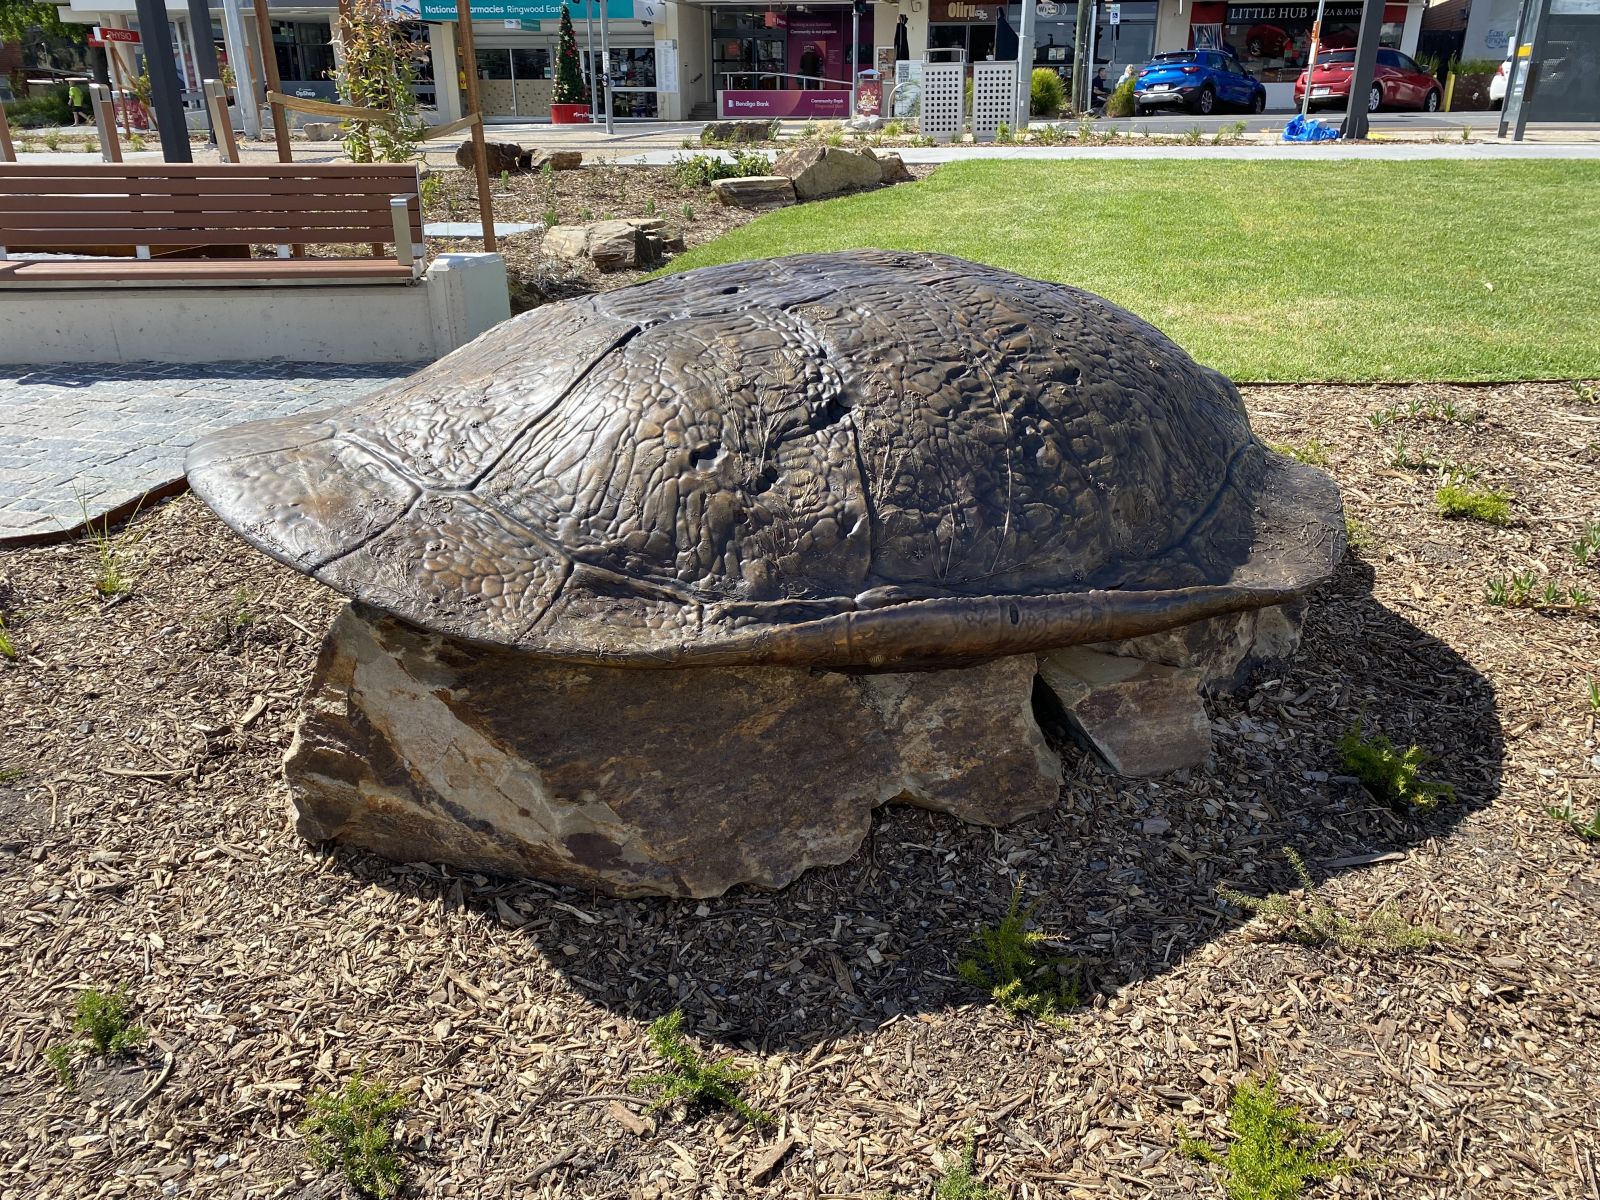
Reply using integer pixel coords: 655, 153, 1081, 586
585, 46, 659, 118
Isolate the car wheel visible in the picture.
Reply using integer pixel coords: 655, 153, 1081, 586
1424, 88, 1440, 112
1134, 103, 1148, 117
1367, 83, 1382, 112
1251, 90, 1266, 114
1194, 84, 1215, 115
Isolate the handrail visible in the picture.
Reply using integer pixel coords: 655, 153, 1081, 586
718, 69, 855, 89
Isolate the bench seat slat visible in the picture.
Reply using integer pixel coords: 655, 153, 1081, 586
0, 193, 410, 215
0, 258, 417, 284
6, 211, 411, 233
0, 163, 420, 180
5, 228, 412, 247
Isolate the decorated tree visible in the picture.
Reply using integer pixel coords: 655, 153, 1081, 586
553, 4, 588, 105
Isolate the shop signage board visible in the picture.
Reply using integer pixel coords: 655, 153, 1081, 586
719, 88, 851, 118
1224, 3, 1364, 21
417, 0, 636, 20
89, 26, 141, 44
856, 75, 882, 116
655, 38, 678, 92
893, 58, 923, 117
929, 0, 1009, 22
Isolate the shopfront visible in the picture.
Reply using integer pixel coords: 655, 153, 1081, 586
1185, 2, 1409, 84
712, 4, 874, 117
924, 1, 1157, 89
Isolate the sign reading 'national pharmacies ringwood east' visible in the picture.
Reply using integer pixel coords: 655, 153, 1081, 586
409, 0, 636, 21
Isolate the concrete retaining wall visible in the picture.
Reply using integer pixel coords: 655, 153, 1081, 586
0, 253, 511, 366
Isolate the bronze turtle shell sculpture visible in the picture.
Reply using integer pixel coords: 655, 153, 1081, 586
187, 251, 1345, 669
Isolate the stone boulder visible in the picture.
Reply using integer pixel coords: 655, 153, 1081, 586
456, 139, 530, 173
286, 606, 1064, 898
710, 175, 798, 209
544, 218, 681, 271
875, 151, 913, 184
1086, 602, 1306, 696
701, 119, 779, 144
298, 120, 342, 141
1038, 647, 1212, 778
772, 144, 883, 200
528, 148, 583, 171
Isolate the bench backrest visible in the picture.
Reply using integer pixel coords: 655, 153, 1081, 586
0, 162, 424, 255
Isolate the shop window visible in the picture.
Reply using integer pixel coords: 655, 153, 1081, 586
1212, 4, 1404, 83
270, 19, 335, 84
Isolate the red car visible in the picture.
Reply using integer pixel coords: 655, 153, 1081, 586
1245, 23, 1292, 57
1293, 48, 1442, 112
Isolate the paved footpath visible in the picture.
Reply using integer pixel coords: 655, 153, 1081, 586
0, 361, 419, 543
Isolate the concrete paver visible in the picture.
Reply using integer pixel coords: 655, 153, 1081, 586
0, 361, 420, 543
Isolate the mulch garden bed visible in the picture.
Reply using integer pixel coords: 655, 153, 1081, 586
2, 378, 1598, 1199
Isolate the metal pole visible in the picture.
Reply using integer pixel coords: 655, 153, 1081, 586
1299, 0, 1326, 121
250, 0, 294, 159
1338, 0, 1386, 140
132, 0, 194, 161
585, 4, 598, 123
1086, 2, 1098, 111
185, 0, 223, 143
456, 2, 499, 251
221, 0, 261, 138
850, 3, 860, 119
1016, 0, 1035, 129
598, 0, 615, 134
1070, 0, 1091, 112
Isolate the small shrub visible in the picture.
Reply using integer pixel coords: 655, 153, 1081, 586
629, 1010, 770, 1125
957, 881, 1081, 1026
333, 0, 427, 163
0, 615, 16, 660
825, 129, 845, 147
1030, 67, 1066, 117
1179, 1076, 1361, 1200
77, 497, 146, 598
682, 201, 695, 221
1570, 381, 1598, 405
1589, 679, 1600, 712
935, 1136, 1001, 1199
993, 121, 1012, 144
1213, 119, 1248, 144
128, 132, 147, 152
300, 1072, 408, 1199
1106, 78, 1136, 118
884, 119, 905, 136
1436, 482, 1510, 525
1339, 723, 1456, 812
670, 150, 769, 188
1219, 848, 1450, 953
81, 137, 99, 154
1343, 516, 1372, 555
43, 130, 63, 151
1181, 125, 1204, 145
72, 986, 147, 1056
45, 1044, 75, 1089
541, 206, 559, 228
4, 86, 71, 129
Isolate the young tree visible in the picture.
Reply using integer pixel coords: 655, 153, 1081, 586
553, 4, 588, 105
332, 0, 426, 163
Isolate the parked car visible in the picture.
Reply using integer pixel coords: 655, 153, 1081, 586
1293, 48, 1442, 112
1134, 51, 1267, 116
1489, 57, 1511, 107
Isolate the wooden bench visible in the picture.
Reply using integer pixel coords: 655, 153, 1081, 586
0, 162, 425, 287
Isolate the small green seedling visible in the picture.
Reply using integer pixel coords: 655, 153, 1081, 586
957, 881, 1081, 1027
1573, 523, 1600, 567
0, 764, 24, 784
682, 201, 695, 221
1219, 848, 1450, 953
1435, 482, 1511, 525
541, 207, 559, 228
1366, 407, 1396, 431
46, 985, 147, 1088
0, 615, 16, 660
629, 1009, 771, 1125
1588, 679, 1600, 712
1570, 381, 1597, 405
300, 1072, 408, 1199
1339, 724, 1456, 812
934, 1136, 1002, 1200
76, 494, 147, 598
1548, 799, 1600, 842
1180, 1075, 1361, 1200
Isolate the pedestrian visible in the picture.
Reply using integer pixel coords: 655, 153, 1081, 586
68, 80, 91, 126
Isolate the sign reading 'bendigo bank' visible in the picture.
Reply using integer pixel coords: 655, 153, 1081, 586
1223, 3, 1366, 21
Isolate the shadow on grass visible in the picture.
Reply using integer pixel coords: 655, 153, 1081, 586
338, 552, 1501, 1052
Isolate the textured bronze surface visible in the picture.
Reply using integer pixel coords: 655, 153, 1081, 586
187, 251, 1345, 668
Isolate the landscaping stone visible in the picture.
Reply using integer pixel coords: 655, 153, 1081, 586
771, 144, 883, 200
286, 606, 1066, 897
456, 140, 529, 173
527, 149, 584, 171
700, 119, 779, 143
710, 175, 798, 209
1038, 646, 1212, 777
1086, 602, 1306, 696
298, 120, 342, 141
543, 218, 680, 270
874, 151, 914, 184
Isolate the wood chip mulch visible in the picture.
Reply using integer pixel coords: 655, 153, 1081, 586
1, 380, 1598, 1200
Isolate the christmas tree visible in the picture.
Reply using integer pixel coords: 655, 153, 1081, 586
553, 5, 588, 105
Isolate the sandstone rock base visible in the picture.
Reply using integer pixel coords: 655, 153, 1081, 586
711, 175, 798, 209
1039, 648, 1211, 777
287, 606, 1062, 897
772, 144, 882, 200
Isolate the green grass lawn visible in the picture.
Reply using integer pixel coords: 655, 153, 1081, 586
665, 160, 1600, 383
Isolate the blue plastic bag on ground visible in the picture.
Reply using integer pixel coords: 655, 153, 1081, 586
1282, 114, 1342, 142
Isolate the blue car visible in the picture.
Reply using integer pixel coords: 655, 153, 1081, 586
1133, 51, 1267, 116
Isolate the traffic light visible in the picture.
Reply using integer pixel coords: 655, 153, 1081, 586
853, 0, 867, 14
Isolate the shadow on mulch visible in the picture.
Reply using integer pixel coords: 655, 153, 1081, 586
338, 552, 1501, 1054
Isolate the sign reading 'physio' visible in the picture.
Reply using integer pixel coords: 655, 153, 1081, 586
415, 0, 637, 20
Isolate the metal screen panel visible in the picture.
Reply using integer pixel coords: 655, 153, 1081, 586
972, 60, 1019, 142
920, 59, 965, 143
